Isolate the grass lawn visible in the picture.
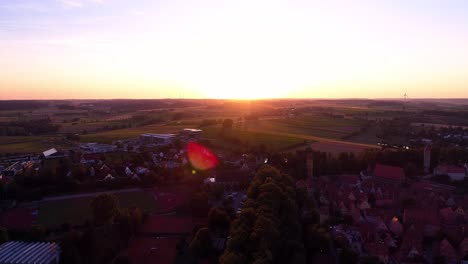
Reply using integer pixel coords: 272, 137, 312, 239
37, 190, 157, 228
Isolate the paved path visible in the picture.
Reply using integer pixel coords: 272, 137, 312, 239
37, 188, 142, 203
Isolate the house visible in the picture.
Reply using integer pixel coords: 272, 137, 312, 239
2, 162, 23, 177
80, 153, 100, 165
215, 169, 249, 187
373, 164, 405, 184
140, 133, 177, 145
0, 241, 60, 264
439, 239, 457, 264
79, 143, 117, 154
434, 165, 466, 181
440, 207, 457, 226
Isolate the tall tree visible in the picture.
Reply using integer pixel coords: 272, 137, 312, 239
90, 193, 118, 226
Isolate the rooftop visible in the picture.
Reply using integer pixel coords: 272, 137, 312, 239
373, 164, 405, 181
141, 133, 177, 139
0, 241, 60, 264
42, 148, 58, 157
183, 128, 203, 132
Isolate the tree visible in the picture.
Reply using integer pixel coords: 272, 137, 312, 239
59, 230, 82, 264
90, 193, 118, 226
0, 227, 8, 244
220, 252, 247, 264
189, 227, 212, 258
113, 256, 131, 264
221, 165, 304, 264
222, 119, 234, 129
29, 225, 46, 241
211, 184, 225, 200
221, 119, 234, 137
190, 192, 210, 217
208, 207, 230, 232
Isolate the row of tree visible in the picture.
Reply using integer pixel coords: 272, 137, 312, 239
220, 165, 306, 264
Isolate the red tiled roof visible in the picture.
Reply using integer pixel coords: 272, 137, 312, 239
404, 208, 440, 227
365, 241, 388, 256
439, 207, 457, 225
374, 164, 405, 181
82, 154, 100, 160
440, 239, 457, 262
411, 182, 433, 191
336, 174, 360, 185
126, 237, 178, 264
375, 199, 394, 208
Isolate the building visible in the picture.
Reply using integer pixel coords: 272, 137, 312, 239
0, 241, 60, 264
434, 165, 467, 181
79, 143, 117, 154
373, 164, 405, 184
2, 162, 21, 177
140, 133, 177, 145
41, 148, 65, 159
180, 128, 203, 140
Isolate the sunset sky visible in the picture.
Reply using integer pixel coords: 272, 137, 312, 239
1, 0, 468, 99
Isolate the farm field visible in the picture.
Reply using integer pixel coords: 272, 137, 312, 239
246, 116, 365, 140
202, 126, 308, 151
81, 122, 194, 143
37, 190, 157, 228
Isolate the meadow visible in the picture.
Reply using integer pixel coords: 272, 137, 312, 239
37, 190, 157, 228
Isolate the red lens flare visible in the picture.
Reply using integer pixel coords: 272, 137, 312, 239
187, 142, 218, 170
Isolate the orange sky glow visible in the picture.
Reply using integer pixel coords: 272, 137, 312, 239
1, 0, 468, 99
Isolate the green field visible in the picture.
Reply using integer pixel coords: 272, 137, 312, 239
81, 122, 197, 143
37, 190, 157, 228
202, 126, 307, 151
0, 136, 71, 154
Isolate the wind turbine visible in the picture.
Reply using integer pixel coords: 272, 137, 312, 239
403, 91, 408, 111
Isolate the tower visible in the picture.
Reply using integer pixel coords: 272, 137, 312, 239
424, 145, 431, 174
306, 144, 314, 180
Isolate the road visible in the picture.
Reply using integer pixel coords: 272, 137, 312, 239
245, 128, 379, 153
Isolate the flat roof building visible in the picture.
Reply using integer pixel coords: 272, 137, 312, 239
79, 143, 117, 154
180, 128, 203, 140
0, 241, 60, 264
140, 133, 177, 145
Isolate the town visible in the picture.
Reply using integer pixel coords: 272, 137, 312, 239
0, 99, 467, 264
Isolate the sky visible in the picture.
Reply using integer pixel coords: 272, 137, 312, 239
1, 0, 468, 99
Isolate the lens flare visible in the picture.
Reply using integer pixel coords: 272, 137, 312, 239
187, 142, 218, 170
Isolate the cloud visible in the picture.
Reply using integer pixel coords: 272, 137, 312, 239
56, 0, 104, 9
130, 10, 145, 16
0, 2, 46, 12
